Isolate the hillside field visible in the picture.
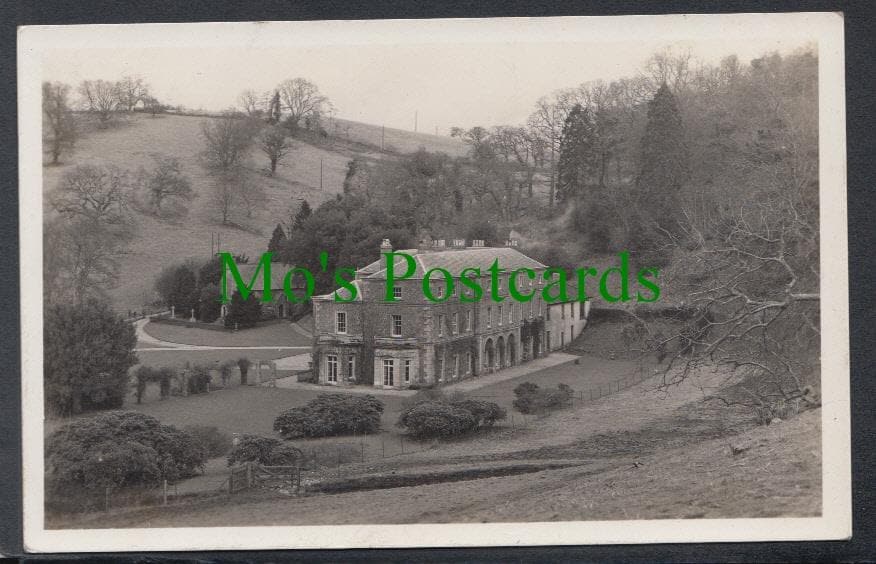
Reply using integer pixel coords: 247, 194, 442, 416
43, 114, 458, 313
332, 117, 468, 157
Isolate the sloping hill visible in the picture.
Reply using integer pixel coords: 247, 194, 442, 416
333, 118, 468, 157
43, 114, 447, 312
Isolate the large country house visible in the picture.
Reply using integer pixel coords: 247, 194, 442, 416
312, 238, 588, 389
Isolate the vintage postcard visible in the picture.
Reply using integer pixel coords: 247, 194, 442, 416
19, 13, 850, 552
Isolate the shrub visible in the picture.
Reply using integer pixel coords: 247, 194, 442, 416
273, 394, 384, 439
226, 434, 302, 466
218, 360, 236, 387
237, 357, 251, 385
132, 366, 156, 404
397, 401, 478, 439
156, 367, 174, 398
224, 290, 262, 328
183, 425, 232, 458
186, 363, 211, 394
512, 382, 573, 414
453, 399, 507, 427
46, 411, 206, 495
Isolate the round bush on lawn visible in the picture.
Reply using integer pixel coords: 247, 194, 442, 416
45, 411, 206, 494
452, 399, 507, 427
273, 393, 384, 439
396, 401, 479, 439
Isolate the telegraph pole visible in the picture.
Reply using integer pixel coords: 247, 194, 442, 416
414, 110, 418, 133
381, 125, 385, 151
320, 158, 324, 190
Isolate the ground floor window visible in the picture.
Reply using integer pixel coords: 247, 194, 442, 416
383, 359, 395, 386
347, 355, 356, 381
547, 331, 551, 350
327, 354, 338, 383
466, 352, 472, 374
404, 359, 411, 383
452, 354, 459, 379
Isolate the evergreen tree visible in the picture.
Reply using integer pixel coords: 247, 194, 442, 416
635, 83, 688, 226
154, 263, 199, 313
44, 300, 138, 416
556, 104, 598, 204
224, 291, 263, 329
267, 223, 286, 258
291, 200, 312, 232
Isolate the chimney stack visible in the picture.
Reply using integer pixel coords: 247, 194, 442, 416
380, 238, 393, 271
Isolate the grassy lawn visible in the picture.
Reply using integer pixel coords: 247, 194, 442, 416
122, 353, 653, 462
142, 320, 311, 347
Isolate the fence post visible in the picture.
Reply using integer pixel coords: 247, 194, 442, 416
246, 462, 253, 488
104, 486, 110, 512
361, 440, 365, 463
163, 479, 168, 506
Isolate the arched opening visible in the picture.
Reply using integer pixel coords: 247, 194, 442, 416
484, 338, 495, 372
496, 336, 506, 369
508, 334, 517, 366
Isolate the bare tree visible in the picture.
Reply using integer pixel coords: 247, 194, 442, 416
50, 164, 132, 226
117, 75, 150, 112
645, 47, 694, 94
258, 124, 292, 175
44, 216, 127, 305
46, 163, 137, 304
277, 78, 330, 129
135, 155, 194, 217
199, 113, 256, 173
208, 170, 263, 224
42, 81, 77, 165
237, 89, 265, 118
526, 90, 576, 206
78, 79, 121, 127
143, 96, 164, 117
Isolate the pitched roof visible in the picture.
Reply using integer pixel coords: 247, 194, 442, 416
364, 247, 547, 280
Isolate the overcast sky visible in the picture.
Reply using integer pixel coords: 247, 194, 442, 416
35, 16, 819, 133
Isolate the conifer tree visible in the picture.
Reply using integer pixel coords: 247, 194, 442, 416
267, 223, 286, 257
291, 200, 312, 232
556, 104, 598, 204
635, 83, 688, 225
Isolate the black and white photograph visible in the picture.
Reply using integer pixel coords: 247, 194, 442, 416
18, 13, 850, 551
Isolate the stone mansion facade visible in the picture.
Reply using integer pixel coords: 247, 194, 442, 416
312, 238, 587, 389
